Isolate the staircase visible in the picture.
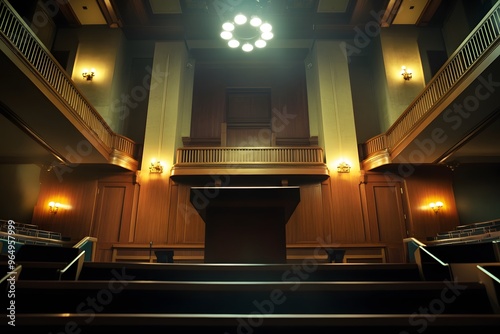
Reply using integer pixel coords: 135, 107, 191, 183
2, 257, 500, 333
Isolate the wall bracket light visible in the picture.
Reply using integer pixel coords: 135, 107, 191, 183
82, 68, 95, 81
429, 201, 443, 213
337, 162, 351, 173
401, 66, 412, 81
149, 161, 163, 174
48, 201, 60, 214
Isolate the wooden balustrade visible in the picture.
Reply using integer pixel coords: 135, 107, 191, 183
0, 0, 137, 163
363, 1, 500, 159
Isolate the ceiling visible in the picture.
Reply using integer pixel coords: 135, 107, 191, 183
64, 0, 447, 40
2, 0, 499, 169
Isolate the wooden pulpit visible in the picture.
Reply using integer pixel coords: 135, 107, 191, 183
190, 186, 300, 263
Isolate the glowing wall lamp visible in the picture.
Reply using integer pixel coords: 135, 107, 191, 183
337, 162, 351, 173
48, 201, 60, 214
82, 68, 95, 81
401, 66, 412, 81
149, 159, 163, 174
429, 201, 443, 213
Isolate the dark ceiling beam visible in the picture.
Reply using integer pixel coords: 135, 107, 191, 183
417, 0, 443, 26
380, 0, 402, 27
97, 0, 122, 28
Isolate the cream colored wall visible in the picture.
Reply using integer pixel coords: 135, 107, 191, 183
306, 40, 366, 242
71, 26, 125, 133
132, 42, 192, 242
140, 41, 191, 172
304, 53, 319, 140
309, 40, 359, 172
379, 26, 426, 130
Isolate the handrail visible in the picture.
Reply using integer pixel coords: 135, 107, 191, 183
72, 236, 98, 249
363, 1, 500, 159
477, 265, 500, 284
0, 231, 73, 246
57, 250, 86, 280
414, 245, 451, 281
175, 147, 325, 164
0, 264, 21, 284
73, 236, 98, 262
0, 0, 136, 161
418, 245, 448, 266
404, 237, 426, 247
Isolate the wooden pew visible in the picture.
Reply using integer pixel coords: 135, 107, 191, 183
79, 262, 422, 282
415, 242, 500, 282
4, 313, 500, 333
13, 244, 85, 280
8, 280, 495, 315
477, 264, 500, 314
423, 240, 500, 263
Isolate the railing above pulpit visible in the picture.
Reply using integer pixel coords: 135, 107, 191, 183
171, 147, 329, 183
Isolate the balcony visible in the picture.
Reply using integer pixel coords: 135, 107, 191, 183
362, 2, 500, 170
0, 0, 137, 171
171, 146, 329, 184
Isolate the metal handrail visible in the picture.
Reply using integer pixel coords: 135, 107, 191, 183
57, 250, 86, 280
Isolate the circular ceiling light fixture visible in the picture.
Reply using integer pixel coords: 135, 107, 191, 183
220, 13, 273, 52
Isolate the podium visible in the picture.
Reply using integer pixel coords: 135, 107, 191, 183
190, 186, 300, 263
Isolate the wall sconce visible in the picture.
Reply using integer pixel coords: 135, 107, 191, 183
149, 160, 163, 174
82, 68, 95, 81
48, 201, 60, 214
401, 66, 412, 81
429, 201, 443, 213
337, 162, 351, 173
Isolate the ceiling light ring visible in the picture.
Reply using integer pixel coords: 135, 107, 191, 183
221, 13, 272, 52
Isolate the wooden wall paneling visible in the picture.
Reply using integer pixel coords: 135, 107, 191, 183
190, 62, 310, 144
190, 68, 225, 139
362, 172, 408, 262
226, 88, 271, 124
91, 180, 136, 262
402, 165, 460, 239
226, 127, 272, 147
328, 173, 366, 242
170, 183, 205, 244
286, 183, 326, 244
134, 175, 171, 243
271, 68, 310, 141
166, 181, 179, 244
32, 170, 97, 242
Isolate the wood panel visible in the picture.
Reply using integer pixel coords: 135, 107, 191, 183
327, 174, 366, 242
364, 182, 407, 262
402, 165, 460, 239
190, 68, 225, 139
286, 183, 327, 244
226, 89, 271, 124
168, 183, 205, 244
190, 62, 310, 144
32, 169, 98, 240
226, 127, 272, 147
91, 179, 138, 262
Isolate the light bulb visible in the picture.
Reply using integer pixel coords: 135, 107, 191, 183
228, 39, 240, 48
242, 43, 253, 52
234, 14, 247, 25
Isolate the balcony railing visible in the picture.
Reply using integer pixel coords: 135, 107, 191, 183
0, 0, 136, 162
364, 1, 500, 159
175, 147, 325, 165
